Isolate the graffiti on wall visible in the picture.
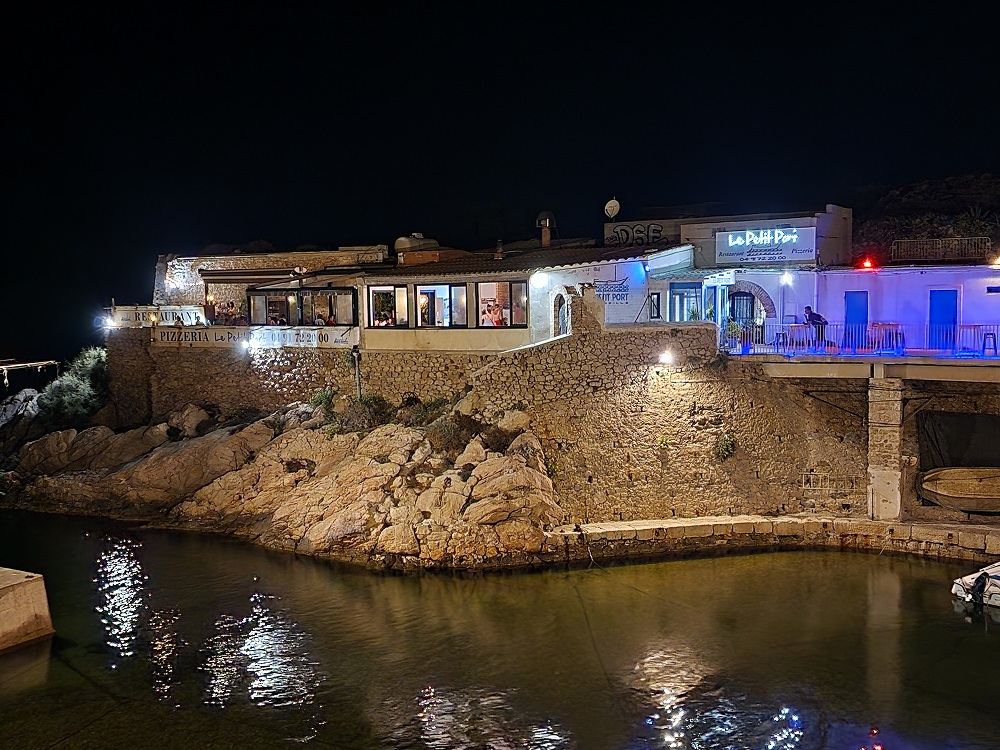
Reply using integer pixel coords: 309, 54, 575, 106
604, 222, 665, 246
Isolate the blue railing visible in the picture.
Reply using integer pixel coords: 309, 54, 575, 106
719, 322, 1000, 358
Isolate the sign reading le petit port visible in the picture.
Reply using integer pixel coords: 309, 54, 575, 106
715, 227, 817, 264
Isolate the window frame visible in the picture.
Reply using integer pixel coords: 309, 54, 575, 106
367, 285, 410, 328
475, 280, 529, 329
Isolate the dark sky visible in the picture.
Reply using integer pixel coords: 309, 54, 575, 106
5, 5, 999, 363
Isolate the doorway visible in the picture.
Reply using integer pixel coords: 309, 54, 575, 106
843, 291, 868, 353
928, 289, 958, 350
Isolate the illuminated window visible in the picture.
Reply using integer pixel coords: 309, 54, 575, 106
669, 282, 701, 322
649, 292, 662, 320
368, 286, 409, 327
476, 281, 528, 328
416, 283, 469, 327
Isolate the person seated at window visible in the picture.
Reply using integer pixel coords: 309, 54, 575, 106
314, 316, 326, 325
480, 306, 495, 326
267, 316, 278, 325
278, 317, 288, 326
326, 314, 336, 325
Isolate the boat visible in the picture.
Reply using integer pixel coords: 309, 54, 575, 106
951, 561, 1000, 609
916, 467, 1000, 513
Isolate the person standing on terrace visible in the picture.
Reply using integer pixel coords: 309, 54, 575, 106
804, 305, 827, 351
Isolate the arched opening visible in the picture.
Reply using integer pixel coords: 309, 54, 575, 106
554, 294, 568, 336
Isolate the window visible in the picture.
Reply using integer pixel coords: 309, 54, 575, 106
649, 292, 662, 320
703, 286, 717, 323
669, 282, 701, 322
304, 289, 356, 326
368, 286, 409, 327
476, 281, 528, 328
416, 283, 469, 327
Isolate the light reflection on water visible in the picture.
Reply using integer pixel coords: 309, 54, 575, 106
1, 511, 998, 750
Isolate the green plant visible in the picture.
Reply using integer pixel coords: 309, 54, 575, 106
655, 434, 671, 449
372, 454, 390, 464
687, 306, 701, 321
544, 457, 559, 478
724, 318, 742, 340
308, 388, 337, 411
36, 347, 110, 429
713, 432, 738, 462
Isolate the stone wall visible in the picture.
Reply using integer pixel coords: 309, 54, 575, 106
106, 328, 155, 427
107, 328, 492, 422
472, 292, 869, 523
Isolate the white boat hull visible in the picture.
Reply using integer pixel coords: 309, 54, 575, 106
951, 561, 1000, 608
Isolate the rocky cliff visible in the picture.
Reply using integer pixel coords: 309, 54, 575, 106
1, 401, 565, 571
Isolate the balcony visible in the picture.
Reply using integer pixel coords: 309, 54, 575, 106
720, 321, 1000, 360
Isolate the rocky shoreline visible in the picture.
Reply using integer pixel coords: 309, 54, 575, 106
1, 399, 568, 571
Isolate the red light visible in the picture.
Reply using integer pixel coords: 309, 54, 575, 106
862, 258, 873, 269
873, 744, 883, 750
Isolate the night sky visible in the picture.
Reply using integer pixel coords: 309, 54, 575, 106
5, 5, 999, 364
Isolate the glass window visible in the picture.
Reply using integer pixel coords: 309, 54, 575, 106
368, 285, 409, 327
450, 285, 468, 327
703, 286, 717, 323
669, 282, 701, 322
306, 290, 356, 326
476, 281, 528, 328
416, 284, 467, 327
649, 292, 662, 320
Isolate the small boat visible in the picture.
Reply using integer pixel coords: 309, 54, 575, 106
951, 561, 1000, 609
916, 467, 1000, 513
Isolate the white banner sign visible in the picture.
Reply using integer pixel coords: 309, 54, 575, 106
110, 305, 206, 327
715, 226, 817, 264
151, 325, 358, 349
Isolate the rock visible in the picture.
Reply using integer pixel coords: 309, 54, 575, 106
497, 409, 531, 433
506, 432, 545, 472
470, 456, 553, 499
355, 424, 425, 462
167, 404, 213, 438
377, 523, 420, 555
0, 390, 44, 456
17, 429, 78, 477
494, 519, 546, 553
454, 390, 482, 416
454, 436, 487, 468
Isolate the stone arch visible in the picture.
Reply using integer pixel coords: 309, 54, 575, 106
730, 280, 777, 319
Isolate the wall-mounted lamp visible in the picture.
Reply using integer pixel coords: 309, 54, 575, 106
780, 272, 793, 286
530, 272, 549, 289
658, 351, 673, 364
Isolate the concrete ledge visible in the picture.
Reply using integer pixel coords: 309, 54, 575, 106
0, 568, 54, 653
544, 515, 1000, 567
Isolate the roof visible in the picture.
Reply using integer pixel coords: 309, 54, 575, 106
365, 244, 645, 281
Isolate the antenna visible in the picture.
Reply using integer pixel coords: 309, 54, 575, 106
604, 197, 620, 220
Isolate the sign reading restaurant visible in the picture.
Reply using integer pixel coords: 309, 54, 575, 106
715, 226, 817, 264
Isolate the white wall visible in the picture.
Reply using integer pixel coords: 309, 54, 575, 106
818, 266, 1000, 325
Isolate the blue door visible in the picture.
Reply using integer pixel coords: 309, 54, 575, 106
928, 289, 958, 350
843, 291, 868, 353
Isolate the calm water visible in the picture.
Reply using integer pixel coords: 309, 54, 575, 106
1, 510, 998, 750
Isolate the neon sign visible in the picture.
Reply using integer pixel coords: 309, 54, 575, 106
727, 228, 800, 247
715, 227, 817, 265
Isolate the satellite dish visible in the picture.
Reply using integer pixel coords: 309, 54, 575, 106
604, 198, 620, 220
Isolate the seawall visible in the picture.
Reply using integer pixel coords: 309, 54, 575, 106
0, 568, 54, 652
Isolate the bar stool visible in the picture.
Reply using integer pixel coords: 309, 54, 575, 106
984, 332, 998, 356
774, 331, 789, 351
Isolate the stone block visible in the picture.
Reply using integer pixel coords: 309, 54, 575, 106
712, 522, 733, 535
986, 532, 1000, 556
754, 521, 774, 534
958, 532, 986, 551
683, 523, 714, 538
731, 521, 756, 534
910, 526, 955, 545
774, 520, 803, 536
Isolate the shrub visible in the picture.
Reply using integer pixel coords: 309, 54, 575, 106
327, 394, 395, 433
481, 425, 519, 453
399, 396, 451, 427
308, 388, 337, 411
713, 432, 738, 462
36, 347, 109, 429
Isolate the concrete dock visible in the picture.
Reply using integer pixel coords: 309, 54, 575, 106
0, 567, 54, 653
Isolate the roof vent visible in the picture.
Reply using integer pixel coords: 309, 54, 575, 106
393, 233, 440, 252
494, 240, 504, 260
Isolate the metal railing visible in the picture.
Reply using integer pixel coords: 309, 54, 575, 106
889, 237, 992, 263
719, 321, 1000, 358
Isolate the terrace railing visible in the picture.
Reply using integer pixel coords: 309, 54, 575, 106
719, 321, 1000, 358
889, 237, 992, 263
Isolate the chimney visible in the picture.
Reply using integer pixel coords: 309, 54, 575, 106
536, 210, 555, 248
494, 240, 504, 260
541, 224, 551, 248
